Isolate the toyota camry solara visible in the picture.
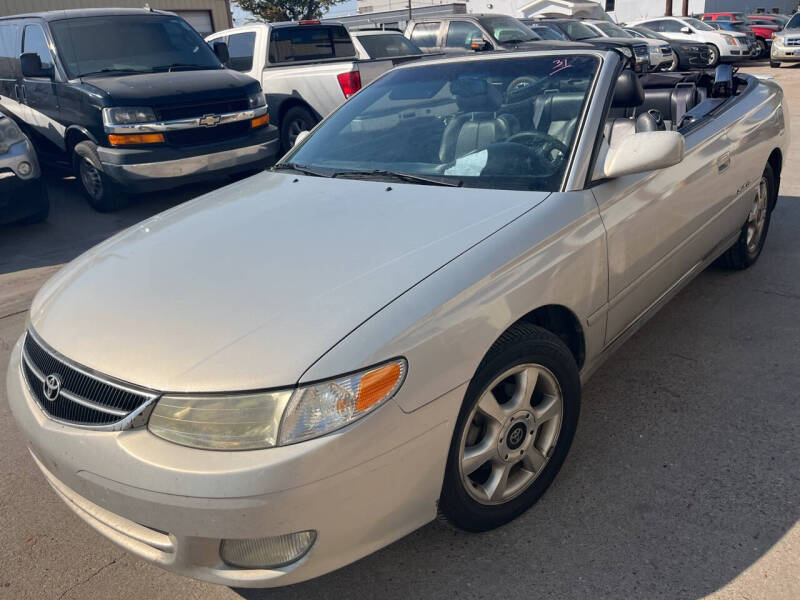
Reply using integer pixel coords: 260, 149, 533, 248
6, 50, 788, 587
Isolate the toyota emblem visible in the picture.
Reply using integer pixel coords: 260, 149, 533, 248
43, 374, 62, 402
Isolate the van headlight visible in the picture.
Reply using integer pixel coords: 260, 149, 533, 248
246, 91, 267, 109
102, 106, 157, 126
148, 358, 407, 450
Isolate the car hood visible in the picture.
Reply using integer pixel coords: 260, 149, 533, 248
30, 173, 546, 392
83, 69, 260, 107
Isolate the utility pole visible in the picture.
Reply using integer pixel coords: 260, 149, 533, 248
408, 0, 412, 22
682, 0, 688, 15
665, 0, 672, 16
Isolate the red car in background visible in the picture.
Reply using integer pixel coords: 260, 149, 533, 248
702, 12, 780, 56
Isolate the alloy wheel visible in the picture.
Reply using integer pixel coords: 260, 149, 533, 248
458, 363, 564, 505
287, 118, 309, 148
746, 176, 768, 253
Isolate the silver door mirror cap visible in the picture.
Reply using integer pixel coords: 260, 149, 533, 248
603, 131, 685, 178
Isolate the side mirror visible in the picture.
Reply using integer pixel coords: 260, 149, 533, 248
680, 26, 693, 33
20, 53, 53, 78
213, 41, 230, 64
469, 35, 492, 51
295, 130, 310, 145
603, 131, 685, 178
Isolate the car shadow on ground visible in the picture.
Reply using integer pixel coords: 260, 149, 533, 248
0, 173, 228, 276
235, 198, 800, 599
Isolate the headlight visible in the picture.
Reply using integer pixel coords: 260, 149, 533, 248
246, 90, 267, 109
0, 117, 25, 154
102, 106, 157, 126
279, 359, 407, 445
723, 34, 737, 46
148, 358, 407, 450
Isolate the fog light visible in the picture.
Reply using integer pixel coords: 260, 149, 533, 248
220, 530, 316, 569
17, 161, 32, 177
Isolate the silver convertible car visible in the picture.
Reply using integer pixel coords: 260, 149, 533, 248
6, 50, 787, 587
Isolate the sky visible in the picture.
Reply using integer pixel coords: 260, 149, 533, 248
231, 0, 359, 25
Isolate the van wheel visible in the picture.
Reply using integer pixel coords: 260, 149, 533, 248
439, 323, 581, 532
707, 45, 720, 67
721, 163, 774, 270
73, 141, 129, 212
280, 106, 316, 155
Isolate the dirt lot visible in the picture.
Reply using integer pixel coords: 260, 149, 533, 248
1, 63, 799, 600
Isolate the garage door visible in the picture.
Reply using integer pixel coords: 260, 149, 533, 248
174, 10, 214, 36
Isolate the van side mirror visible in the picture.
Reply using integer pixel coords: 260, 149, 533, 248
603, 131, 685, 178
20, 53, 53, 78
213, 41, 230, 64
680, 26, 693, 33
469, 35, 492, 51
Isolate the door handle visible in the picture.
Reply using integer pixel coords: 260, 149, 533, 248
717, 152, 730, 173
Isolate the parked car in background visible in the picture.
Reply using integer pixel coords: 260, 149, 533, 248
0, 111, 48, 225
519, 20, 567, 40
581, 18, 674, 70
631, 16, 750, 66
702, 13, 781, 56
207, 21, 420, 152
0, 9, 278, 212
528, 18, 651, 70
748, 13, 789, 27
704, 18, 771, 57
350, 29, 424, 59
625, 26, 711, 70
7, 48, 787, 589
769, 11, 800, 67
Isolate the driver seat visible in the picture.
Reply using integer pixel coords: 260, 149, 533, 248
440, 84, 509, 162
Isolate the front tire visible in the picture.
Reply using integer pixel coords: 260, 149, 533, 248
707, 45, 720, 67
756, 39, 767, 58
439, 323, 581, 532
73, 141, 129, 212
721, 163, 775, 270
770, 59, 780, 68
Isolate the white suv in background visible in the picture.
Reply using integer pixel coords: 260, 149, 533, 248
582, 19, 674, 70
630, 16, 749, 66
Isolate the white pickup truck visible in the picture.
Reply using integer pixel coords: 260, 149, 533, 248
207, 20, 423, 152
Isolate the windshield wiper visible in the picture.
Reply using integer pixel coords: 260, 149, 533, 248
331, 169, 462, 187
272, 162, 332, 177
78, 68, 148, 77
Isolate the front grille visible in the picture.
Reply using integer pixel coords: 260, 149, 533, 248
786, 37, 800, 46
634, 45, 648, 57
166, 120, 251, 147
21, 331, 157, 427
156, 98, 250, 122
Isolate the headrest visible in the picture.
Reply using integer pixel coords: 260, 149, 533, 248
612, 70, 644, 108
451, 78, 503, 112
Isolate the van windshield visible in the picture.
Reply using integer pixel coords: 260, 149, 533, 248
50, 14, 222, 78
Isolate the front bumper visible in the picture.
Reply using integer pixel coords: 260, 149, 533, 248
771, 44, 800, 62
97, 125, 279, 193
0, 139, 47, 225
6, 337, 461, 587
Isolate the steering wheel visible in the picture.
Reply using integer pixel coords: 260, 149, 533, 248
505, 76, 540, 102
507, 131, 570, 176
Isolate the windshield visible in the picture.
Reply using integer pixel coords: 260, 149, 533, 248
282, 55, 599, 192
554, 21, 598, 41
356, 33, 422, 58
786, 13, 800, 29
684, 18, 715, 31
595, 22, 631, 37
51, 15, 221, 78
478, 16, 538, 43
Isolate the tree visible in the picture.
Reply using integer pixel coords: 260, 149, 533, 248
233, 0, 347, 22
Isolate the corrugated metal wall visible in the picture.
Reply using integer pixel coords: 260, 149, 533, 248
0, 0, 232, 32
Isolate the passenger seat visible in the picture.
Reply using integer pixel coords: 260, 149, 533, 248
439, 85, 510, 162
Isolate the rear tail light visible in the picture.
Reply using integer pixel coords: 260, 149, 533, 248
299, 20, 320, 25
337, 70, 361, 99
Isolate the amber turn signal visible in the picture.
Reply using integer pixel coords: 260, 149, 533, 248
251, 114, 270, 129
108, 133, 165, 146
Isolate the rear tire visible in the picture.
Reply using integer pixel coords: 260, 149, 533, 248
279, 106, 317, 155
720, 163, 775, 270
438, 323, 581, 532
73, 141, 129, 212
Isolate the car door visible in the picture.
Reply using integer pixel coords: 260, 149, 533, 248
408, 21, 443, 52
443, 20, 489, 54
19, 22, 63, 153
592, 108, 738, 344
225, 31, 257, 73
651, 18, 695, 42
